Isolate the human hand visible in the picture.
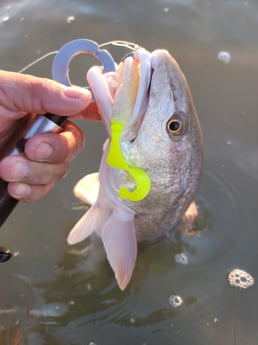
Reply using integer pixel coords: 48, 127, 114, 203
0, 71, 99, 202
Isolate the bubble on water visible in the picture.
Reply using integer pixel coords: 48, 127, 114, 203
169, 294, 183, 308
175, 252, 189, 265
130, 317, 136, 324
86, 283, 92, 291
1, 15, 10, 23
163, 7, 170, 13
66, 15, 75, 23
227, 268, 254, 289
217, 51, 231, 64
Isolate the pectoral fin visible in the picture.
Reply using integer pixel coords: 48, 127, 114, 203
73, 172, 100, 205
182, 201, 198, 228
101, 209, 137, 290
67, 203, 110, 245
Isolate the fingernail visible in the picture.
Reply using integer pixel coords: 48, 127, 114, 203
34, 142, 53, 160
9, 161, 28, 180
63, 86, 92, 100
13, 183, 31, 198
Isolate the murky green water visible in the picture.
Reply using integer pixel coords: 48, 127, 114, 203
0, 0, 258, 344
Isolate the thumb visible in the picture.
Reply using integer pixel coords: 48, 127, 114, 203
0, 71, 92, 120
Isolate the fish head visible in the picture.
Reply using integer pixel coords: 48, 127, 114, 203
92, 48, 203, 216
136, 48, 203, 156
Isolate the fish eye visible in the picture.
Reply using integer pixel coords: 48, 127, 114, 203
166, 111, 186, 136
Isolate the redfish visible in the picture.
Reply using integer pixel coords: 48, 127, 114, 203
67, 48, 203, 290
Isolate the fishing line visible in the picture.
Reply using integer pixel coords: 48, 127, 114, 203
18, 40, 140, 74
99, 40, 140, 51
18, 51, 58, 73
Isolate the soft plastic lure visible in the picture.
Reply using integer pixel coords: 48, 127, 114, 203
107, 119, 151, 201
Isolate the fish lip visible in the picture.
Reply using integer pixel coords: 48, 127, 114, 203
128, 70, 153, 143
122, 48, 152, 139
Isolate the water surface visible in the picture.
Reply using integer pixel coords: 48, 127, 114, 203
0, 1, 258, 344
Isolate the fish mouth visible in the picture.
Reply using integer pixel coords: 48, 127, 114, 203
128, 48, 152, 130
112, 48, 152, 139
86, 47, 153, 138
107, 49, 153, 202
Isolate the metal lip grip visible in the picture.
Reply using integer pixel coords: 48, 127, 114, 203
0, 39, 115, 262
52, 39, 115, 85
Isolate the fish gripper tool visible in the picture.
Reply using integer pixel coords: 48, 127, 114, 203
0, 39, 115, 260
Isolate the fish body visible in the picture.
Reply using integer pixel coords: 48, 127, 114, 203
68, 48, 203, 289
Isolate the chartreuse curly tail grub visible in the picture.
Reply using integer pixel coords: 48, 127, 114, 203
107, 120, 151, 202
107, 56, 151, 202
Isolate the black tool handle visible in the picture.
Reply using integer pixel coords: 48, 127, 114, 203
0, 179, 18, 227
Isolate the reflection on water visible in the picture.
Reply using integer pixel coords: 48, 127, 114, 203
0, 0, 258, 344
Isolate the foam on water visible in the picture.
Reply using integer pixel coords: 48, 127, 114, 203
175, 252, 189, 265
227, 269, 254, 289
168, 295, 183, 308
217, 51, 231, 64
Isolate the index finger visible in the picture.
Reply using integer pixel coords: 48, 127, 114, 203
0, 71, 93, 117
